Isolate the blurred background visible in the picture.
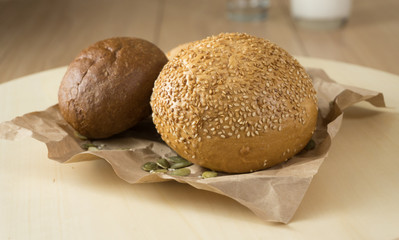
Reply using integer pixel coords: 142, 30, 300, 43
0, 0, 398, 84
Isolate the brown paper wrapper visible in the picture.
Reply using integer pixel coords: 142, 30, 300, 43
0, 68, 385, 223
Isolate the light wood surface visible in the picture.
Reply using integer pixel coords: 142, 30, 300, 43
1, 0, 399, 84
1, 58, 398, 239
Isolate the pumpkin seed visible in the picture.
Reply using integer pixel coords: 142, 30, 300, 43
304, 139, 316, 151
81, 143, 97, 150
202, 171, 218, 178
168, 167, 191, 176
167, 156, 192, 169
88, 146, 99, 151
74, 131, 88, 140
156, 158, 170, 169
153, 169, 168, 173
167, 156, 189, 163
170, 161, 192, 169
141, 162, 158, 172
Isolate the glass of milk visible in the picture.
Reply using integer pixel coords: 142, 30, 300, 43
290, 0, 353, 29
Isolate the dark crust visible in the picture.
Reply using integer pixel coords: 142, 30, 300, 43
58, 37, 168, 139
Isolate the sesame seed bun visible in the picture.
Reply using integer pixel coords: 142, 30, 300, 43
166, 42, 190, 60
151, 33, 318, 173
58, 37, 168, 139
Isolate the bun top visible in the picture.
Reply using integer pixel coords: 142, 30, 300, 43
151, 33, 317, 173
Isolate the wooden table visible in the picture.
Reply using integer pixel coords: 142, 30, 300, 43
1, 57, 398, 239
1, 0, 399, 84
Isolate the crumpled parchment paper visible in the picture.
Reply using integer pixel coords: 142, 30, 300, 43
0, 68, 385, 223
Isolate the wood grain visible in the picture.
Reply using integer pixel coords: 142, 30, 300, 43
1, 58, 398, 239
0, 0, 162, 83
0, 0, 398, 84
158, 0, 306, 56
286, 0, 399, 73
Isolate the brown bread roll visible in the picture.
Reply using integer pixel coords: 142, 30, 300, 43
58, 37, 168, 139
151, 33, 318, 173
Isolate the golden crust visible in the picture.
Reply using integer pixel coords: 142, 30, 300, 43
151, 33, 318, 173
166, 42, 190, 60
58, 37, 168, 139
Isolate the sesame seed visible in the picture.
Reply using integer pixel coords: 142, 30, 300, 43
150, 33, 317, 160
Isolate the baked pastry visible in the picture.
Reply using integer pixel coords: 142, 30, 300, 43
151, 33, 318, 173
166, 42, 190, 60
58, 37, 168, 139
